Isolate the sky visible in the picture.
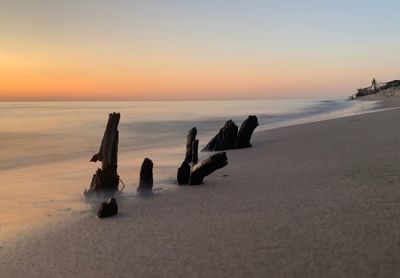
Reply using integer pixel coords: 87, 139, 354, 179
1, 0, 400, 101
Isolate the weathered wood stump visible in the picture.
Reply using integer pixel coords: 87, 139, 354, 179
185, 127, 197, 163
202, 120, 238, 151
189, 152, 228, 185
177, 161, 191, 185
85, 168, 120, 197
97, 197, 118, 218
192, 139, 199, 164
177, 127, 199, 185
202, 116, 258, 151
235, 115, 259, 148
137, 158, 154, 192
84, 112, 120, 197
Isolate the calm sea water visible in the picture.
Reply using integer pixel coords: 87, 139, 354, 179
0, 99, 378, 243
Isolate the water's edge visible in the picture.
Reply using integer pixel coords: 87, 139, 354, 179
0, 99, 382, 246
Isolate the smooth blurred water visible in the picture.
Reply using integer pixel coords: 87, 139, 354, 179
0, 99, 366, 171
0, 99, 377, 243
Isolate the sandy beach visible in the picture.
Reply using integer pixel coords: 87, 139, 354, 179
1, 97, 400, 278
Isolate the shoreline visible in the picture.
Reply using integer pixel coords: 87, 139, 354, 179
0, 98, 382, 246
0, 98, 387, 246
2, 96, 400, 277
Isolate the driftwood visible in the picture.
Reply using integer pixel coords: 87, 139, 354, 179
84, 112, 120, 197
202, 120, 238, 151
235, 115, 259, 148
185, 127, 197, 163
189, 152, 228, 185
137, 158, 154, 192
177, 161, 191, 185
97, 197, 118, 218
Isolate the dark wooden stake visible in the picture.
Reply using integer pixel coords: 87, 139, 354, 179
192, 139, 199, 164
84, 112, 120, 197
137, 158, 154, 192
185, 127, 197, 163
189, 152, 228, 185
177, 161, 191, 185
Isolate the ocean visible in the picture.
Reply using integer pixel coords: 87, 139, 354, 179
0, 99, 379, 242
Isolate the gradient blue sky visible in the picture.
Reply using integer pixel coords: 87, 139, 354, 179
1, 0, 399, 100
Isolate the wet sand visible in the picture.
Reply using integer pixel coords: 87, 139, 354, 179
1, 97, 400, 278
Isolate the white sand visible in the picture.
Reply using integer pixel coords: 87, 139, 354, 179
1, 97, 400, 277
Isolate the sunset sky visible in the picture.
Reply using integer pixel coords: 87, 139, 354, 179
1, 0, 399, 101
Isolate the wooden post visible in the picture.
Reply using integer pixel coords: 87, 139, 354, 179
177, 161, 191, 185
84, 112, 120, 197
192, 139, 199, 164
185, 127, 197, 163
137, 158, 154, 192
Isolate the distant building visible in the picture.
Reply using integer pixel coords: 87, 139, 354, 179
354, 78, 400, 98
371, 78, 377, 91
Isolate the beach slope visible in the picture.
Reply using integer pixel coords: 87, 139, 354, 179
1, 100, 400, 278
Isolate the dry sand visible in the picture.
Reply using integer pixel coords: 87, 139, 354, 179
1, 97, 400, 278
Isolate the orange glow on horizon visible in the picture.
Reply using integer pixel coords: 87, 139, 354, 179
0, 48, 362, 101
